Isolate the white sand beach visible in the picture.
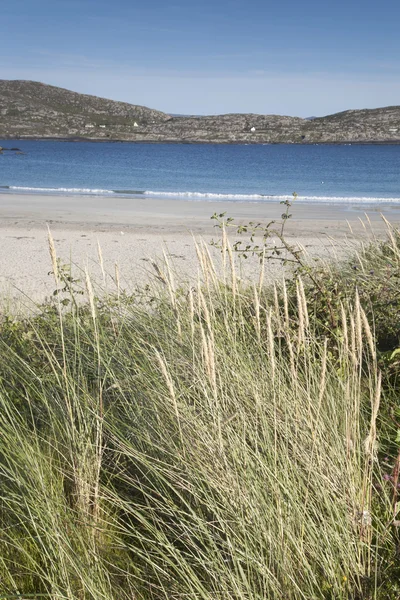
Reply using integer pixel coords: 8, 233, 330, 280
0, 192, 399, 304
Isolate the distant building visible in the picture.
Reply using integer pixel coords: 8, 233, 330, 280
133, 122, 139, 127
99, 124, 106, 128
85, 124, 94, 128
250, 126, 256, 132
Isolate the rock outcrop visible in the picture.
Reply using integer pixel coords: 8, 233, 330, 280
1, 80, 400, 144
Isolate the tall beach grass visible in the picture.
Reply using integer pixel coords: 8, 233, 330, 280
0, 222, 399, 599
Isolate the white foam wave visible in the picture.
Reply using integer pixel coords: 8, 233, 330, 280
144, 190, 400, 204
3, 186, 400, 204
144, 190, 268, 200
8, 186, 115, 194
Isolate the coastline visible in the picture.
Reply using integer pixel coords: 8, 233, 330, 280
0, 192, 398, 304
2, 136, 400, 145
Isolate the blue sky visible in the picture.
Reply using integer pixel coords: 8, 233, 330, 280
1, 0, 399, 116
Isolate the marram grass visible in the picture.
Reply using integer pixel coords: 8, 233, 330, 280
0, 231, 398, 599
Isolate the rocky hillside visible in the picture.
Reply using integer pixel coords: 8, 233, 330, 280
0, 80, 170, 139
1, 80, 400, 143
302, 106, 400, 143
142, 113, 305, 143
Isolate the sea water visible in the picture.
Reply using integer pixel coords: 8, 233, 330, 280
1, 140, 400, 205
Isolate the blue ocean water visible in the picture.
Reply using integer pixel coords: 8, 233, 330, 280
1, 140, 400, 204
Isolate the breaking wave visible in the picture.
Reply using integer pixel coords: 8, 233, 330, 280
143, 191, 400, 204
4, 186, 115, 194
1, 186, 400, 204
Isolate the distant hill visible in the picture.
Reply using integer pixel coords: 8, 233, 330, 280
0, 80, 170, 139
1, 80, 400, 144
169, 113, 204, 117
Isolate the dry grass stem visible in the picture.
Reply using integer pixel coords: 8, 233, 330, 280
47, 226, 59, 284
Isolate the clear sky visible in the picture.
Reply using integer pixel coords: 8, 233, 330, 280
1, 0, 399, 116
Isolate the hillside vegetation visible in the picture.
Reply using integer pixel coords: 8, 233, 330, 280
1, 210, 400, 598
1, 80, 400, 143
0, 80, 170, 139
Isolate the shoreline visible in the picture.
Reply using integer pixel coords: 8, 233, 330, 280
2, 189, 400, 206
1, 192, 400, 231
2, 137, 400, 145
